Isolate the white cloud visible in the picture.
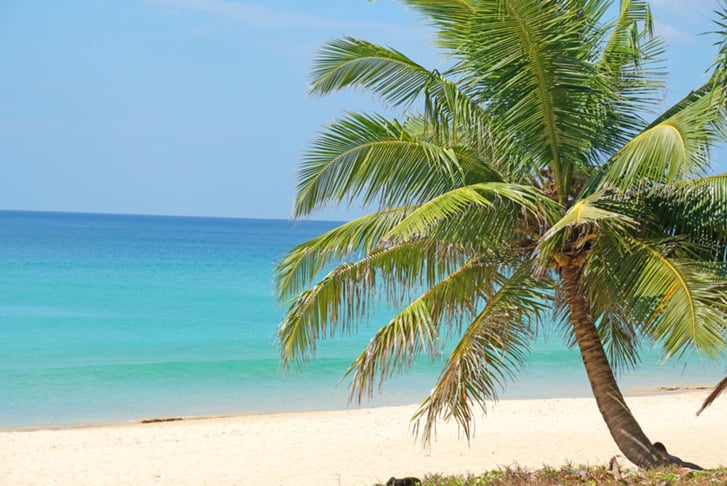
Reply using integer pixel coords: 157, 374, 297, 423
650, 0, 718, 10
146, 0, 436, 66
650, 0, 718, 23
654, 20, 695, 44
648, 0, 721, 45
147, 0, 410, 35
149, 0, 342, 29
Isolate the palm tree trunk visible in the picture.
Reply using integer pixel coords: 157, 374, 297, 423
560, 260, 668, 468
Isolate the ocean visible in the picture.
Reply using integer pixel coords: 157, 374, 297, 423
0, 210, 724, 428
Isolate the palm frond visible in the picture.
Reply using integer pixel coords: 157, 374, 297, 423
277, 238, 469, 367
384, 182, 560, 244
308, 36, 517, 177
453, 0, 606, 200
710, 2, 727, 94
345, 257, 506, 403
599, 0, 655, 67
276, 207, 414, 300
590, 93, 722, 193
411, 262, 549, 443
402, 0, 475, 52
588, 236, 727, 360
537, 194, 637, 267
596, 312, 643, 372
294, 112, 501, 216
697, 374, 727, 415
589, 0, 667, 159
648, 83, 714, 131
309, 37, 462, 109
644, 174, 727, 261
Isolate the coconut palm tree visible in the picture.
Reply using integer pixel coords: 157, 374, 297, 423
275, 0, 727, 468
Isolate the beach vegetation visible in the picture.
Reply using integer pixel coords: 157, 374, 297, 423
376, 465, 727, 485
276, 0, 727, 469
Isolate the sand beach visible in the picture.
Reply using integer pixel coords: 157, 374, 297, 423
1, 389, 724, 486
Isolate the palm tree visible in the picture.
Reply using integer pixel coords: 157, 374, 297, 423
275, 0, 727, 468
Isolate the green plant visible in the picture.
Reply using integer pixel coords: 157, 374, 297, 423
277, 0, 727, 468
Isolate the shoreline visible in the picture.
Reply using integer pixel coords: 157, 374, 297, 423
0, 383, 714, 433
2, 390, 724, 486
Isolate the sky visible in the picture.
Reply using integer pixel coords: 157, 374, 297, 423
0, 0, 724, 221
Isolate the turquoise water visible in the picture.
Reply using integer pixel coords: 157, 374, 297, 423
0, 210, 724, 428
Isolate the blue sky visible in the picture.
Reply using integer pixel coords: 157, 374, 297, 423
0, 0, 724, 220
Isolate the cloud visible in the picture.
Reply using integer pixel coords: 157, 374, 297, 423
654, 20, 695, 44
648, 0, 720, 45
650, 0, 716, 10
147, 0, 407, 34
650, 0, 718, 24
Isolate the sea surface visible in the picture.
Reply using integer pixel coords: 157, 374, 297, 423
0, 210, 724, 428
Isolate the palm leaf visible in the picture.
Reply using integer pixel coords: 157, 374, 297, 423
310, 36, 489, 129
294, 112, 501, 216
278, 238, 470, 367
697, 374, 727, 415
309, 37, 452, 108
308, 36, 512, 175
411, 262, 548, 443
276, 207, 414, 300
537, 194, 637, 267
710, 2, 727, 94
599, 0, 655, 69
644, 174, 727, 261
588, 236, 727, 359
345, 257, 505, 403
453, 0, 606, 200
588, 0, 667, 159
402, 0, 475, 52
591, 90, 722, 193
384, 182, 559, 244
596, 311, 643, 372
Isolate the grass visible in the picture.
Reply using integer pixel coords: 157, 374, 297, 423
376, 465, 727, 485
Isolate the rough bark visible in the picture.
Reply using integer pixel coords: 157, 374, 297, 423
560, 260, 669, 468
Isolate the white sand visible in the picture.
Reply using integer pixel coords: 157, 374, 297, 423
1, 391, 724, 486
